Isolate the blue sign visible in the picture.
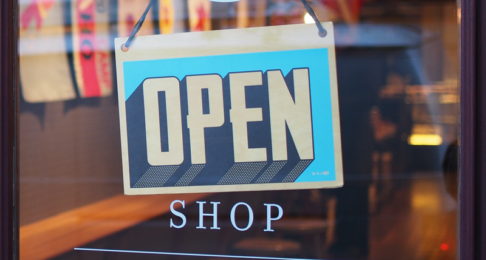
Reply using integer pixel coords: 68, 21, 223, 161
116, 23, 343, 194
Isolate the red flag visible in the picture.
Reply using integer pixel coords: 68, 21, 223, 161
71, 0, 113, 98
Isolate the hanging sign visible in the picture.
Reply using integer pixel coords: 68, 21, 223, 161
115, 23, 343, 195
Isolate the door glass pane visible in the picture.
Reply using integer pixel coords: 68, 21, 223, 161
19, 0, 459, 259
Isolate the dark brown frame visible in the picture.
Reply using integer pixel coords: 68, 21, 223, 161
459, 0, 485, 258
0, 0, 18, 258
477, 0, 486, 258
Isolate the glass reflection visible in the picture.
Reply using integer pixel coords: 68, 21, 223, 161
19, 0, 459, 259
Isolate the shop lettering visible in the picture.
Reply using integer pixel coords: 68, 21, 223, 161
169, 200, 283, 232
143, 68, 314, 166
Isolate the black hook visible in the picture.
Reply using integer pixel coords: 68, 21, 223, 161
301, 0, 327, 37
122, 0, 155, 52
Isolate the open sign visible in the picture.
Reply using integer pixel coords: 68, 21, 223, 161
116, 23, 343, 195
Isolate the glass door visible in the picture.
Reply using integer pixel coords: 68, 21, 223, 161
15, 0, 462, 259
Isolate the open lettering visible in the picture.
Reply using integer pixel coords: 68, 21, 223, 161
143, 69, 314, 166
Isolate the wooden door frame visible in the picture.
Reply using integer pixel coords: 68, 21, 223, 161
460, 0, 486, 259
0, 0, 18, 258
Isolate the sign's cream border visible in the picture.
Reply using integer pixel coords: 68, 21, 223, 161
115, 22, 343, 195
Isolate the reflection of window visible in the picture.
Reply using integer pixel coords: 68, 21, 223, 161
407, 82, 458, 146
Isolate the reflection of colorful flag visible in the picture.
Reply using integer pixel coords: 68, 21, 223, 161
251, 0, 267, 27
118, 0, 155, 37
158, 0, 184, 34
211, 1, 248, 30
267, 1, 302, 26
159, 0, 174, 34
20, 0, 55, 30
71, 0, 113, 98
236, 0, 249, 28
188, 0, 211, 32
320, 0, 364, 23
19, 0, 77, 103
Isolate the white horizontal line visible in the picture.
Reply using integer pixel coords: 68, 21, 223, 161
74, 248, 325, 260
